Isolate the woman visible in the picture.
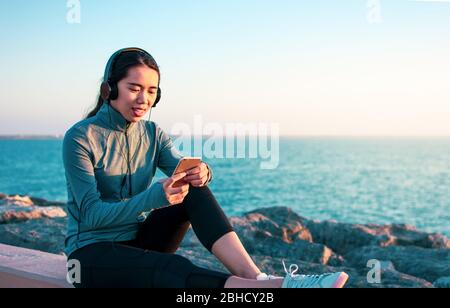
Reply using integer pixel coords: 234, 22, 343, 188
63, 47, 348, 288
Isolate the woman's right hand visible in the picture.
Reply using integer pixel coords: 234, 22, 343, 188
159, 172, 190, 206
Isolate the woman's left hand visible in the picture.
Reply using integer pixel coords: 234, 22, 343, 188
183, 162, 210, 187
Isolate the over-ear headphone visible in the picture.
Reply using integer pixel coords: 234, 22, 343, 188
100, 47, 162, 107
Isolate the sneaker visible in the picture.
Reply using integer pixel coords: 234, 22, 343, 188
256, 272, 283, 281
281, 260, 349, 288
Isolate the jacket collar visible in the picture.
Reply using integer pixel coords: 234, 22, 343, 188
97, 102, 138, 133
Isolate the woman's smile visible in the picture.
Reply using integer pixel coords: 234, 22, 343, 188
132, 107, 147, 117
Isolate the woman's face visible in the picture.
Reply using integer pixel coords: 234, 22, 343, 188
110, 65, 160, 123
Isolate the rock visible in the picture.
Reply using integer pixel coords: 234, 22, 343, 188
0, 207, 67, 224
433, 277, 450, 288
0, 195, 34, 206
181, 212, 341, 266
181, 225, 342, 266
0, 193, 66, 208
344, 245, 450, 283
241, 236, 343, 266
0, 193, 67, 224
365, 269, 433, 288
0, 192, 448, 288
252, 207, 450, 254
229, 214, 286, 242
28, 196, 66, 207
0, 217, 67, 254
246, 207, 313, 242
176, 249, 432, 288
387, 224, 450, 249
251, 207, 390, 254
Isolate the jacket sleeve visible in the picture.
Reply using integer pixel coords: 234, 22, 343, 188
62, 128, 169, 230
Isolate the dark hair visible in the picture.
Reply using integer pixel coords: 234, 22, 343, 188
85, 50, 160, 119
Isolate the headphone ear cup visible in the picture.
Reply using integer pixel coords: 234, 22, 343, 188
109, 83, 119, 100
100, 81, 111, 101
153, 88, 162, 107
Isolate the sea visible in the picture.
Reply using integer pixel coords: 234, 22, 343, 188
0, 137, 449, 237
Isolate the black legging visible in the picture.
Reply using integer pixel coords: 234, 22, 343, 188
68, 185, 234, 288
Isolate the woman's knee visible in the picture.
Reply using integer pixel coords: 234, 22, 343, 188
187, 184, 212, 197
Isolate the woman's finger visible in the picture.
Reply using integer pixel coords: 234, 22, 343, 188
168, 195, 179, 204
190, 179, 204, 187
186, 163, 207, 176
185, 170, 207, 182
183, 174, 198, 181
177, 184, 189, 194
199, 170, 208, 179
166, 187, 183, 195
167, 183, 189, 195
180, 192, 189, 200
186, 166, 201, 175
174, 189, 189, 199
164, 172, 187, 189
170, 195, 185, 205
168, 187, 189, 201
194, 174, 208, 187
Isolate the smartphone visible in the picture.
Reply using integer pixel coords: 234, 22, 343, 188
171, 157, 202, 188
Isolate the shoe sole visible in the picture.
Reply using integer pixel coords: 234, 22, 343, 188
332, 272, 349, 288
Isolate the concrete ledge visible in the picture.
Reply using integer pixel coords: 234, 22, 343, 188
0, 243, 73, 288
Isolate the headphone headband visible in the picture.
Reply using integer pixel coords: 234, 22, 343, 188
103, 47, 155, 83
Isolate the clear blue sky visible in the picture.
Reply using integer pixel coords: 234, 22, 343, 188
1, 0, 449, 136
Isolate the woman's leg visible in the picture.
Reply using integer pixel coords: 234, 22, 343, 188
68, 242, 231, 288
181, 185, 262, 279
136, 185, 262, 279
135, 202, 191, 253
211, 232, 262, 279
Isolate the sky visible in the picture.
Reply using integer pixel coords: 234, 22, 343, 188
0, 0, 449, 136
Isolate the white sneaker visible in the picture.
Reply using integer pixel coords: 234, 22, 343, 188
281, 260, 349, 288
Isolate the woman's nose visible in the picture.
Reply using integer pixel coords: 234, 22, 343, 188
137, 91, 149, 104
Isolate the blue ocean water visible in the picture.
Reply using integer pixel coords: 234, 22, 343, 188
0, 138, 449, 237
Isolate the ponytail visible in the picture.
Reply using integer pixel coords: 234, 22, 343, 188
85, 94, 105, 119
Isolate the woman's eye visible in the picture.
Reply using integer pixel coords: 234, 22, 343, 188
129, 89, 140, 93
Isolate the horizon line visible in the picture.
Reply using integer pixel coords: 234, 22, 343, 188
1, 134, 450, 139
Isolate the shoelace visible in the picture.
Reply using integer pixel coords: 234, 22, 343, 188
282, 259, 299, 276
282, 260, 334, 288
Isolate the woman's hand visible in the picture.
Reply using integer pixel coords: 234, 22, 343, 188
159, 172, 190, 206
184, 162, 210, 187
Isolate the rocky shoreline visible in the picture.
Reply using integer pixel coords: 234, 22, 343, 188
1, 192, 449, 288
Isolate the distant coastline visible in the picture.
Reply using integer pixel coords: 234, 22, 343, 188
1, 134, 450, 140
0, 135, 63, 140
